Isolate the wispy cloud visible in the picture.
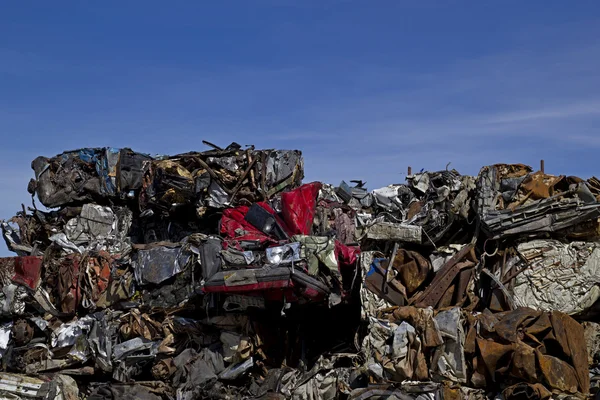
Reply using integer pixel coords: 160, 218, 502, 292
483, 101, 600, 125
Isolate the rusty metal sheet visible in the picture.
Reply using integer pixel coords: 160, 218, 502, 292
502, 383, 552, 400
414, 258, 475, 309
493, 307, 540, 343
475, 337, 514, 382
492, 163, 533, 180
441, 385, 460, 400
510, 342, 537, 382
88, 253, 112, 301
473, 308, 589, 397
386, 306, 444, 348
437, 281, 456, 309
413, 244, 475, 308
519, 172, 565, 201
463, 316, 477, 355
58, 255, 82, 314
152, 358, 176, 381
549, 311, 590, 395
521, 311, 551, 336
476, 310, 499, 335
365, 268, 406, 307
454, 267, 474, 304
536, 350, 578, 394
391, 249, 432, 297
406, 200, 424, 221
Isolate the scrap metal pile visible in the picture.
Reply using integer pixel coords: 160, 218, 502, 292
1, 143, 599, 399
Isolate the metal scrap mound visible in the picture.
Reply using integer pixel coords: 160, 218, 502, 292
0, 144, 599, 399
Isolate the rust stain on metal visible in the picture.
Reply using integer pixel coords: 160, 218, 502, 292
391, 249, 431, 297
413, 244, 475, 308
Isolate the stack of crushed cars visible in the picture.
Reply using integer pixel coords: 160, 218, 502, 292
1, 143, 600, 400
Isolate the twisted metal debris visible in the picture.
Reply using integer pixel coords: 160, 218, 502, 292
0, 143, 598, 399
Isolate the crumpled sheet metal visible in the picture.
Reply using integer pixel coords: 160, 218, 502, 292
51, 316, 96, 362
365, 257, 408, 306
220, 202, 285, 248
0, 256, 42, 316
112, 337, 159, 361
292, 235, 338, 276
12, 319, 33, 346
469, 308, 589, 396
222, 294, 266, 312
83, 253, 112, 307
348, 383, 442, 400
290, 368, 341, 400
502, 383, 552, 400
337, 169, 472, 247
280, 182, 321, 236
95, 271, 135, 309
429, 245, 465, 273
377, 306, 466, 384
333, 208, 356, 245
219, 357, 253, 380
173, 347, 226, 399
220, 182, 321, 252
0, 284, 27, 317
142, 146, 303, 213
1, 219, 36, 257
88, 382, 166, 400
359, 252, 393, 320
133, 245, 190, 286
50, 233, 84, 254
362, 317, 429, 382
88, 311, 115, 373
0, 256, 43, 290
119, 309, 166, 346
476, 163, 600, 239
408, 170, 473, 243
29, 148, 151, 209
251, 354, 359, 400
431, 308, 466, 384
582, 321, 600, 366
510, 239, 600, 315
290, 362, 354, 400
389, 249, 432, 297
57, 254, 83, 314
65, 204, 132, 254
475, 164, 535, 213
65, 204, 117, 245
371, 185, 413, 213
5, 144, 600, 399
264, 149, 304, 191
29, 145, 303, 213
371, 306, 589, 397
382, 306, 443, 348
412, 244, 477, 309
45, 252, 113, 314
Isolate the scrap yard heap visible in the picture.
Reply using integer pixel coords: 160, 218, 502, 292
1, 141, 600, 399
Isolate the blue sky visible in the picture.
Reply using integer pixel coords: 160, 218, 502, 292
1, 1, 600, 255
